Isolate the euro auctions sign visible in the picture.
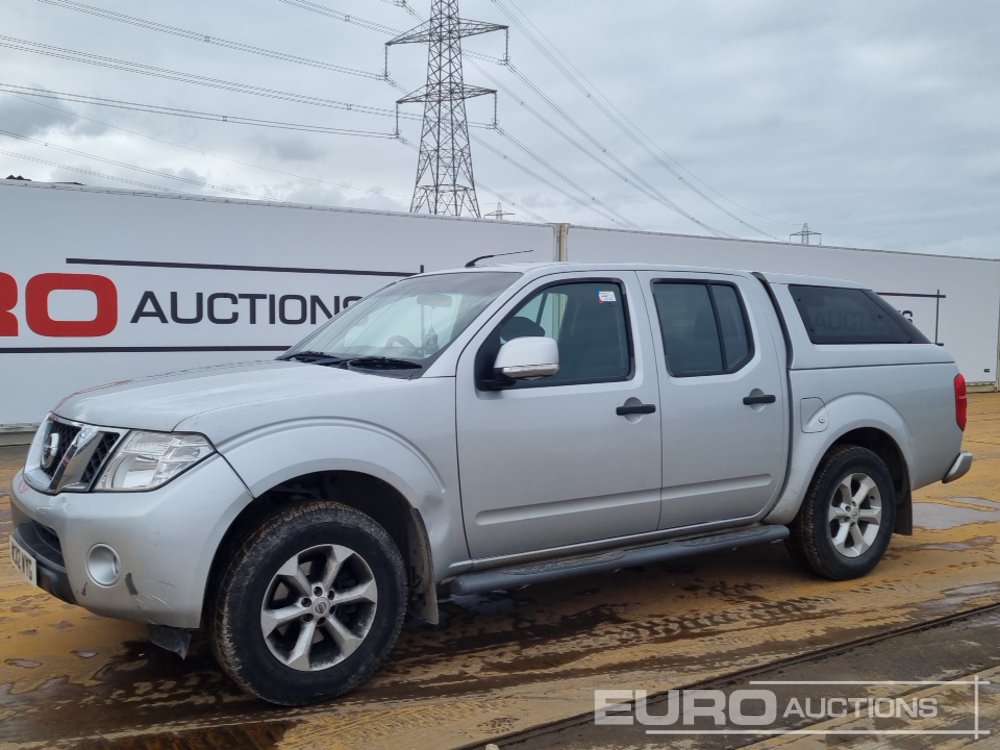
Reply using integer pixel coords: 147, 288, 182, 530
0, 255, 418, 428
0, 272, 118, 338
0, 262, 395, 345
0, 182, 556, 427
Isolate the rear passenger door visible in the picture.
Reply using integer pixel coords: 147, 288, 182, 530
637, 272, 789, 530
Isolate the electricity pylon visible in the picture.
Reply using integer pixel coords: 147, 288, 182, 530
790, 222, 823, 245
387, 0, 506, 217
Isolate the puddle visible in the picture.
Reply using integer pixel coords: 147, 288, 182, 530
908, 535, 997, 551
913, 500, 1000, 529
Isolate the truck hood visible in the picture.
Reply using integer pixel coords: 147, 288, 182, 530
53, 360, 413, 438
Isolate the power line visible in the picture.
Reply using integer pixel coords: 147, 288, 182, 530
0, 148, 187, 193
0, 35, 429, 122
471, 134, 635, 229
397, 134, 548, 223
0, 128, 271, 200
0, 83, 398, 137
387, 0, 506, 217
9, 93, 412, 202
490, 0, 790, 235
37, 0, 384, 80
4, 16, 625, 226
382, 8, 638, 228
2, 63, 532, 215
6, 97, 535, 222
264, 1, 581, 224
387, 77, 631, 228
468, 59, 730, 237
488, 127, 639, 229
277, 0, 402, 35
389, 0, 730, 235
274, 1, 507, 67
501, 0, 797, 229
494, 5, 763, 237
384, 21, 655, 226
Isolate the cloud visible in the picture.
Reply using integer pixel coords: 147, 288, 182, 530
0, 92, 77, 137
254, 136, 327, 163
0, 0, 995, 257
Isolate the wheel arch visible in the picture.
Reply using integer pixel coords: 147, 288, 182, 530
206, 420, 464, 625
765, 393, 914, 530
206, 469, 439, 625
826, 427, 912, 534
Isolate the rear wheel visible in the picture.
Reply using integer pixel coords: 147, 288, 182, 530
209, 501, 407, 705
787, 446, 896, 580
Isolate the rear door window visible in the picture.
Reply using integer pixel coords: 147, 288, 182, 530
651, 281, 755, 377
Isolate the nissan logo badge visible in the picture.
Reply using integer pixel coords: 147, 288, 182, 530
40, 431, 60, 470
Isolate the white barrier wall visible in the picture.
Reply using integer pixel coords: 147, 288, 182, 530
0, 182, 557, 427
564, 227, 1000, 387
2, 181, 997, 430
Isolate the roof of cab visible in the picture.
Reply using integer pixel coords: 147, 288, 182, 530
446, 261, 867, 290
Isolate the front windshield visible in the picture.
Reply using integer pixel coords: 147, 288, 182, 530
283, 271, 519, 369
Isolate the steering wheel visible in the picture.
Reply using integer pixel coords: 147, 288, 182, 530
385, 334, 418, 352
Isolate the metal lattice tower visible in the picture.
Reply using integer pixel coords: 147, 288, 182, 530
484, 201, 515, 220
387, 1, 506, 217
790, 222, 823, 245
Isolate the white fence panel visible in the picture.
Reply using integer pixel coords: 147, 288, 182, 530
0, 182, 557, 427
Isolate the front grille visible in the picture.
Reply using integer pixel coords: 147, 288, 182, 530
80, 432, 120, 486
40, 419, 80, 479
25, 416, 124, 493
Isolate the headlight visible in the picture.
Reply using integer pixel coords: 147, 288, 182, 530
95, 431, 215, 491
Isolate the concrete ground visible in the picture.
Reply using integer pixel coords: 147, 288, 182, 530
503, 606, 1000, 749
1, 394, 998, 750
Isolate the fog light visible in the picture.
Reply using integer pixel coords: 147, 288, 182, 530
87, 544, 121, 586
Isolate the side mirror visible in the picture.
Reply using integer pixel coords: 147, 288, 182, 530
493, 336, 560, 380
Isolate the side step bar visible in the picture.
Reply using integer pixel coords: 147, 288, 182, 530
449, 525, 789, 596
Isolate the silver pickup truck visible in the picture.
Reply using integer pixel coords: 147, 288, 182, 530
9, 262, 972, 705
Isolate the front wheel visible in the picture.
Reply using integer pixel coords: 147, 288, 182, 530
787, 446, 896, 580
209, 501, 407, 705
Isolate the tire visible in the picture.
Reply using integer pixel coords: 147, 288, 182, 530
787, 446, 897, 580
209, 501, 407, 705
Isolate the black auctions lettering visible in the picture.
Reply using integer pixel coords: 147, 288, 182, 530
130, 291, 361, 326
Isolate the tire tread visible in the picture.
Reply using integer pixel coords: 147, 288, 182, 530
208, 500, 407, 705
787, 445, 895, 581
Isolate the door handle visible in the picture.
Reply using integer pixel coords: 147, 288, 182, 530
616, 402, 656, 416
743, 393, 777, 406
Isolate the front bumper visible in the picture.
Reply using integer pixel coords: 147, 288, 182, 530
9, 454, 254, 628
10, 507, 76, 604
942, 451, 973, 484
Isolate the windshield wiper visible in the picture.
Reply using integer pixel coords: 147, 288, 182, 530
346, 356, 422, 370
277, 350, 348, 365
279, 351, 422, 371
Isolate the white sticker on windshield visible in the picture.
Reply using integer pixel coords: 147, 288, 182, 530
598, 290, 617, 303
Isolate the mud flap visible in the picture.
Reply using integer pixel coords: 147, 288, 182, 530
149, 625, 193, 659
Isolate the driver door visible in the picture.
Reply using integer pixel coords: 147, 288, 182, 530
455, 272, 662, 559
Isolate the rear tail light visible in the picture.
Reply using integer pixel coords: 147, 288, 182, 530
954, 373, 967, 431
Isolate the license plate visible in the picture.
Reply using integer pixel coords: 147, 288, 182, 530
9, 535, 37, 588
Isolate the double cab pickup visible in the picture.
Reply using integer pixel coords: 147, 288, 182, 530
10, 263, 972, 704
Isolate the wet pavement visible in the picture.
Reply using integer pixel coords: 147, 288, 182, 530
505, 607, 1000, 749
1, 394, 998, 750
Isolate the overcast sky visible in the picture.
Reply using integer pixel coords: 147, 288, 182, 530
2, 0, 998, 257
